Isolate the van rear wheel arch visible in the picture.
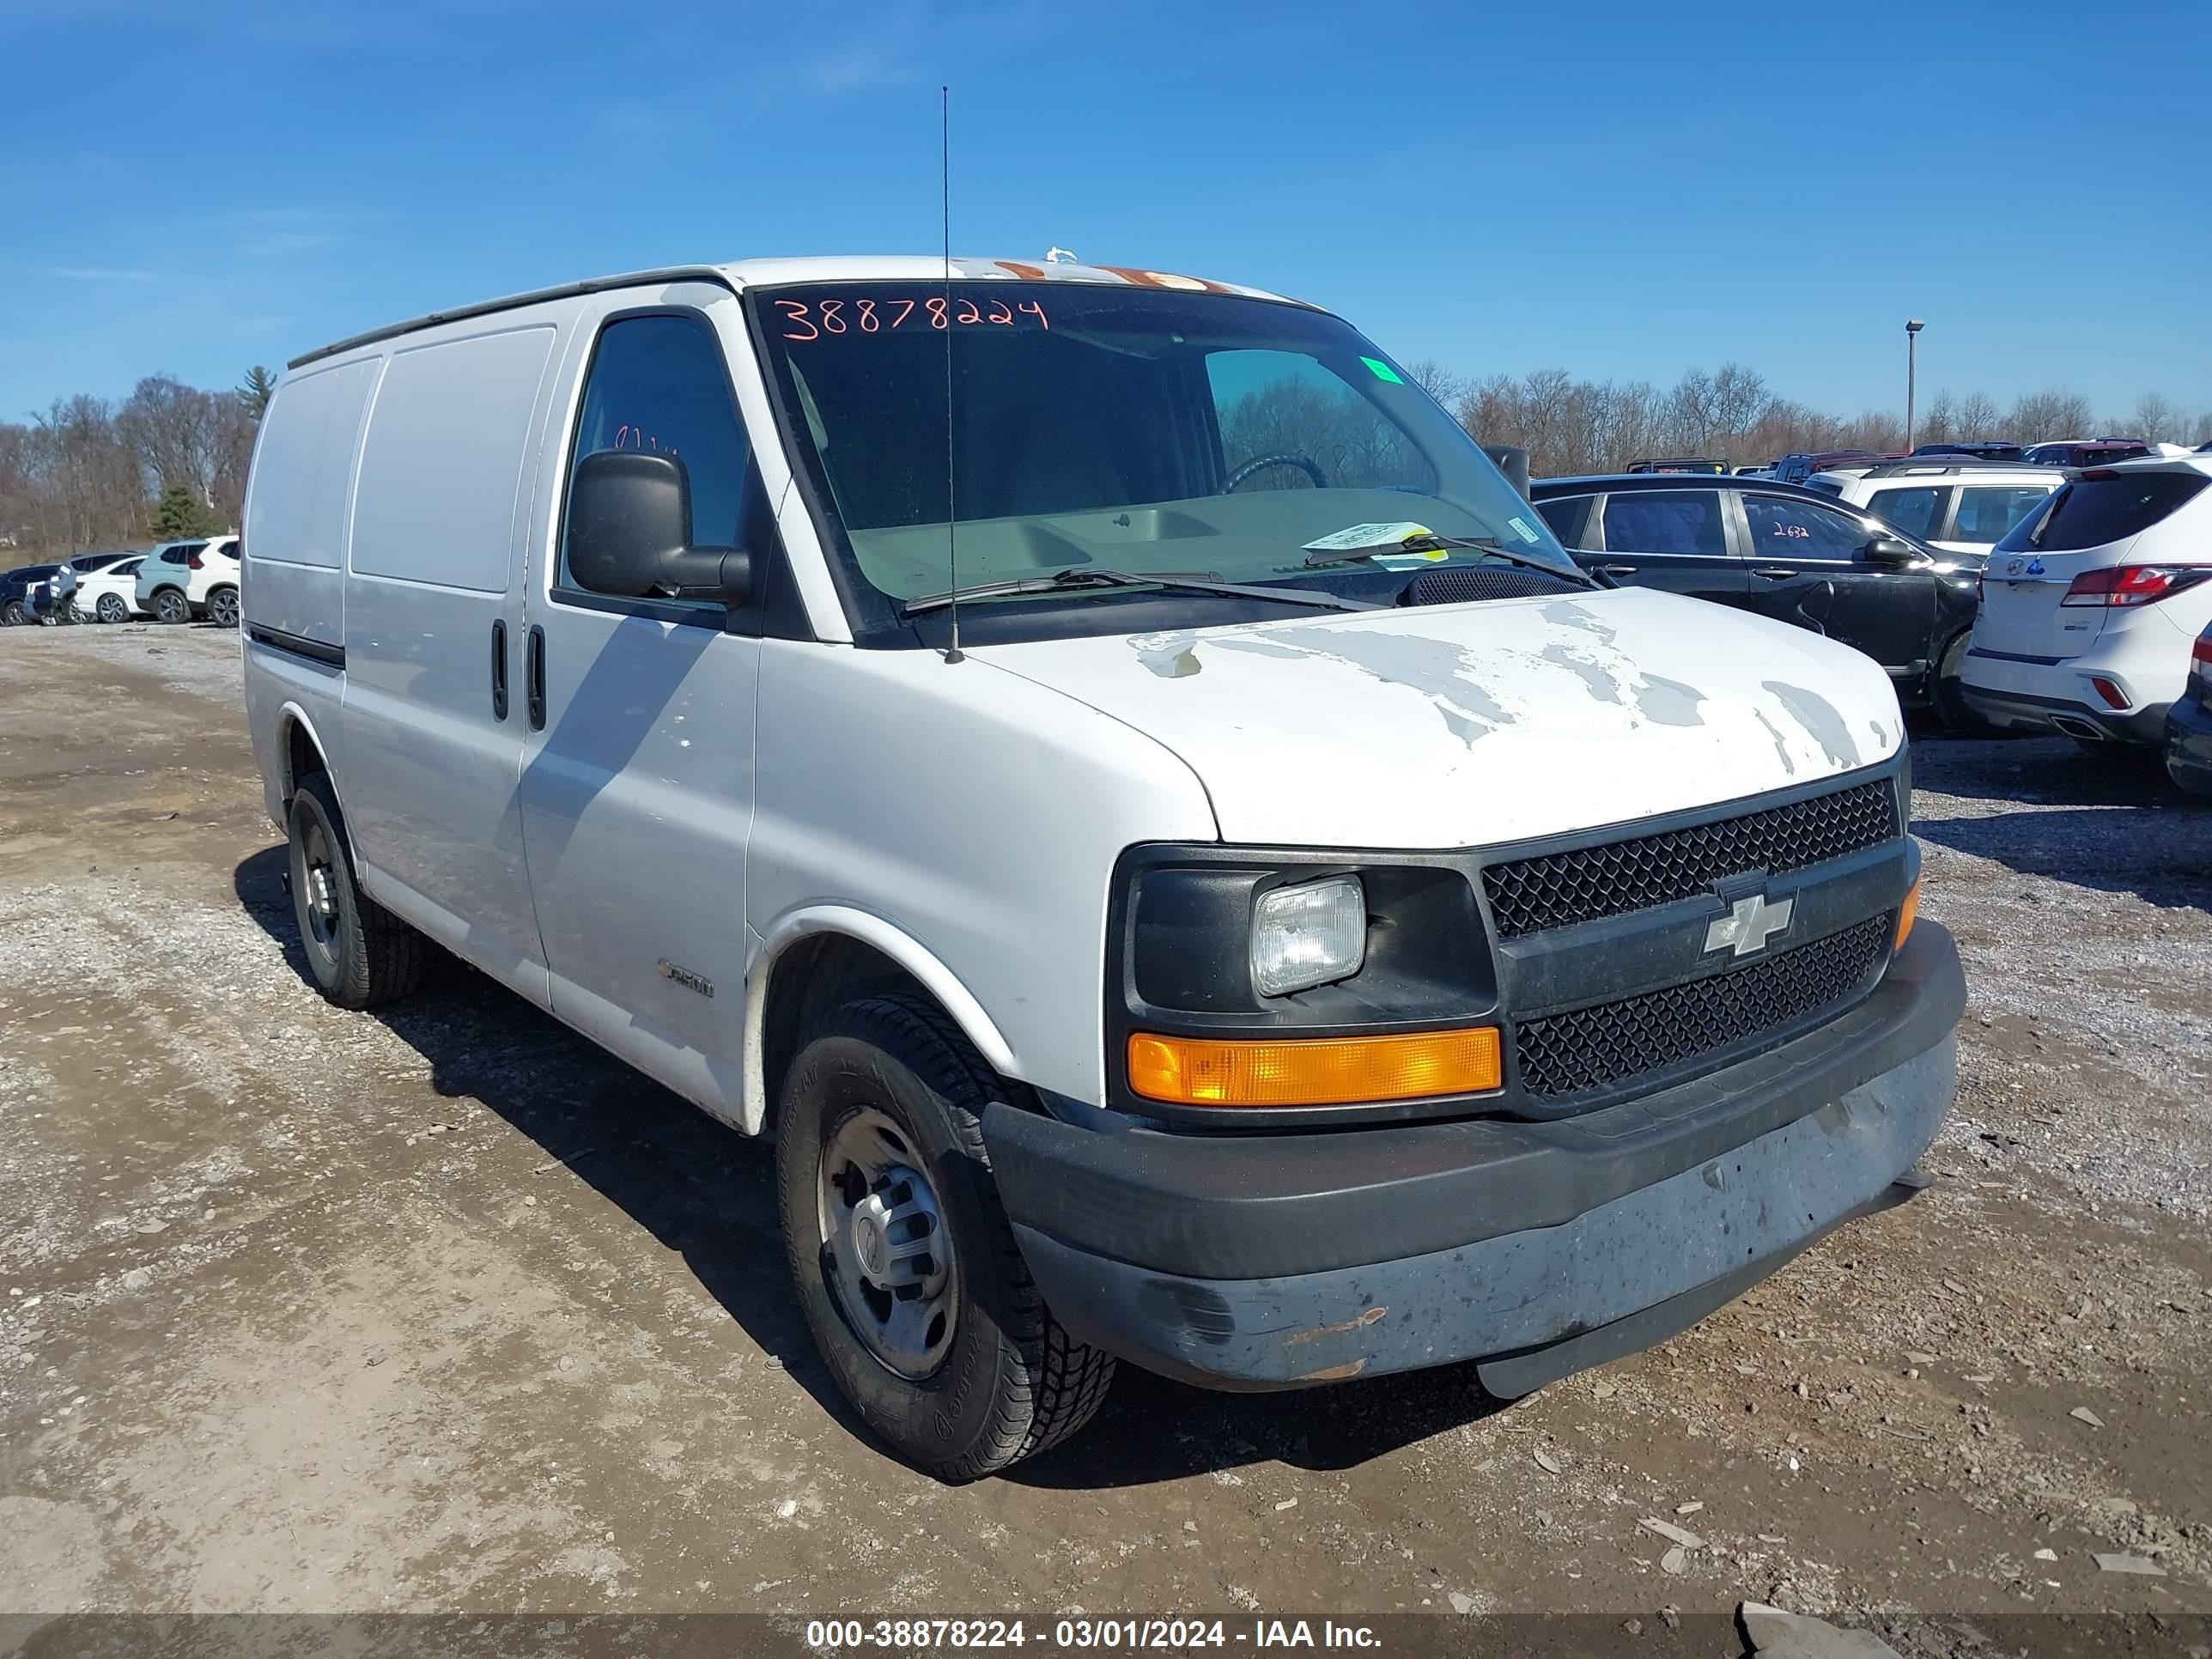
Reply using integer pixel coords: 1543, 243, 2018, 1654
285, 771, 425, 1009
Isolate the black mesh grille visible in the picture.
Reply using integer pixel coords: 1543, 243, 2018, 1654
1483, 779, 1898, 939
1405, 566, 1581, 605
1513, 915, 1893, 1101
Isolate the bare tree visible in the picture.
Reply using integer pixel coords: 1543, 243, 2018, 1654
1956, 391, 2002, 440
27, 397, 147, 550
2009, 388, 2095, 443
1399, 357, 1468, 414
1706, 362, 1771, 460
117, 375, 227, 507
1918, 390, 1958, 445
2130, 392, 2181, 445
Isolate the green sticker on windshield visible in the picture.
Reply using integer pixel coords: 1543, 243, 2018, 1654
1360, 356, 1404, 384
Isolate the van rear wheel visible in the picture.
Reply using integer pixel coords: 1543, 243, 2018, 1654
775, 991, 1115, 1480
286, 773, 425, 1009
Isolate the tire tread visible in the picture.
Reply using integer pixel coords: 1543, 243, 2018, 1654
805, 990, 1115, 1478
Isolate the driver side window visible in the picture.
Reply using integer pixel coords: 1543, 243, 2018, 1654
562, 313, 775, 606
1204, 349, 1435, 495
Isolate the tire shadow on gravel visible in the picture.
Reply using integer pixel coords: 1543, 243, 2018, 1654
231, 845, 850, 1433
1913, 804, 2212, 913
1908, 732, 2186, 811
234, 844, 1500, 1484
1007, 1360, 1510, 1490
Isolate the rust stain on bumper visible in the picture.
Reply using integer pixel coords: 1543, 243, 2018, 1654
1296, 1358, 1370, 1382
1283, 1305, 1386, 1347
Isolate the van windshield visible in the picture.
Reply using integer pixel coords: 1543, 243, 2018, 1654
749, 281, 1574, 637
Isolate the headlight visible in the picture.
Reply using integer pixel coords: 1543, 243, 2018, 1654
1250, 876, 1366, 997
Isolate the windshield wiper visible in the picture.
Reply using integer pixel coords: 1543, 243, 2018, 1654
900, 566, 1381, 618
1303, 532, 1607, 591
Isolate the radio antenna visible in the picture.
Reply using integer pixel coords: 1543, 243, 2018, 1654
940, 83, 963, 665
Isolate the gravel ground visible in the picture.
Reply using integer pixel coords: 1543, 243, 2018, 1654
2, 624, 2207, 1654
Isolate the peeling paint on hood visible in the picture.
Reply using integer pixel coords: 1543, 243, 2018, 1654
974, 586, 1902, 849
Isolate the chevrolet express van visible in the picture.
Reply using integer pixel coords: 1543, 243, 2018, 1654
240, 257, 1963, 1478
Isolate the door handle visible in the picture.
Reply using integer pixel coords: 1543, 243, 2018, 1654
490, 620, 508, 720
1595, 563, 1638, 576
526, 625, 546, 731
1750, 566, 1796, 580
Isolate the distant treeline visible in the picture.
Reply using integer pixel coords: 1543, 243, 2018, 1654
0, 368, 272, 556
1410, 359, 2209, 478
3, 357, 2203, 557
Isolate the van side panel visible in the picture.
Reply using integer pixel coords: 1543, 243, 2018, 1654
339, 322, 559, 1000
241, 357, 381, 824
242, 357, 378, 644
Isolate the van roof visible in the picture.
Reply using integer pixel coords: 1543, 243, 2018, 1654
289, 256, 1315, 369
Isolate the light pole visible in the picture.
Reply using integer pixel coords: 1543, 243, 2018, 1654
1905, 319, 1925, 450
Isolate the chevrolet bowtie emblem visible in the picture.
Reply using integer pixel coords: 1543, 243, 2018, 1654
1705, 892, 1795, 957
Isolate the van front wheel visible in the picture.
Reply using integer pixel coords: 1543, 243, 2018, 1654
286, 773, 425, 1009
775, 992, 1115, 1480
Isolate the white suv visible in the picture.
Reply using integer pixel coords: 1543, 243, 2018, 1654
135, 535, 241, 625
1961, 457, 2212, 745
1807, 461, 2062, 561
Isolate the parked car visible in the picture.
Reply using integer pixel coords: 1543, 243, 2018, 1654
135, 535, 241, 625
1912, 441, 2024, 462
1, 562, 61, 625
70, 554, 148, 622
1528, 472, 1982, 726
2023, 440, 2150, 468
1733, 464, 1775, 477
1771, 450, 1895, 484
1961, 457, 2212, 745
1804, 461, 2063, 559
2163, 622, 2212, 796
30, 551, 142, 622
240, 255, 1960, 1477
1626, 457, 1729, 474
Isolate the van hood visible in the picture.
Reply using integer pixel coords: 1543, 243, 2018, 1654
974, 586, 1904, 848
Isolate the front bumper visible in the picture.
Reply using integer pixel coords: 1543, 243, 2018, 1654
2165, 693, 2212, 796
984, 922, 1963, 1394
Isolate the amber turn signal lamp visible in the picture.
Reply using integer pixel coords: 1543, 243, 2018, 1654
1894, 878, 1921, 951
1127, 1026, 1502, 1108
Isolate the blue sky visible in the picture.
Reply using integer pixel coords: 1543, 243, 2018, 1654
3, 0, 2207, 424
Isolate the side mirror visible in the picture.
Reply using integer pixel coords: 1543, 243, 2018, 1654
1860, 533, 1923, 570
1482, 444, 1532, 499
567, 450, 753, 607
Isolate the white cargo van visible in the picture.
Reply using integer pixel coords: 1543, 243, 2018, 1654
241, 257, 1962, 1477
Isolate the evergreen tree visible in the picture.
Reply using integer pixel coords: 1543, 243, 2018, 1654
238, 365, 276, 422
150, 482, 216, 540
